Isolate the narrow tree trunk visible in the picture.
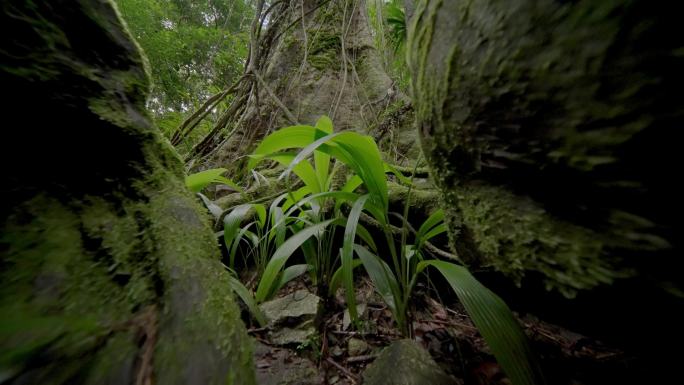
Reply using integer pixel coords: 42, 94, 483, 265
1, 1, 254, 384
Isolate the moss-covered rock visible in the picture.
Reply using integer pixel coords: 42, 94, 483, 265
408, 0, 683, 297
0, 1, 254, 383
362, 339, 458, 385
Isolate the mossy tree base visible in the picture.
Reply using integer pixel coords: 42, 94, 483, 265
408, 0, 683, 298
0, 1, 254, 383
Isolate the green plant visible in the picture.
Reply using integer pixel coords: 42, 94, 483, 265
339, 177, 545, 385
185, 167, 241, 193
228, 115, 543, 384
247, 116, 384, 298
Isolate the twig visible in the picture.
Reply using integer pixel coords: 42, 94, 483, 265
326, 357, 359, 384
358, 212, 461, 263
346, 354, 377, 364
171, 74, 247, 145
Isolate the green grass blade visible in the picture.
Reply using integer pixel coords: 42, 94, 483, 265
256, 219, 335, 302
252, 203, 267, 228
341, 194, 369, 322
419, 260, 545, 385
229, 223, 255, 270
223, 204, 252, 249
421, 223, 447, 243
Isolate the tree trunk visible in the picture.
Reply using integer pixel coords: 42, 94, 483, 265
0, 1, 254, 384
198, 0, 416, 173
408, 0, 683, 381
408, 0, 682, 298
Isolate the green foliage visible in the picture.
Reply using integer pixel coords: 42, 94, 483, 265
385, 1, 407, 53
217, 116, 542, 384
417, 260, 545, 385
226, 267, 267, 327
184, 168, 241, 193
255, 219, 335, 302
116, 0, 252, 147
367, 0, 410, 90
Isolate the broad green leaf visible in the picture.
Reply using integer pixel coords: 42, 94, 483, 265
315, 115, 333, 133
341, 194, 369, 322
248, 125, 327, 169
185, 168, 241, 193
421, 223, 447, 243
418, 260, 545, 385
282, 186, 315, 212
354, 245, 401, 316
268, 153, 321, 194
341, 175, 364, 193
314, 116, 333, 189
354, 223, 378, 253
279, 132, 340, 191
227, 272, 267, 327
256, 219, 335, 302
284, 191, 360, 218
333, 132, 388, 215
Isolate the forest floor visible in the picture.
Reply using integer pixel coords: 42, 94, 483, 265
242, 274, 626, 385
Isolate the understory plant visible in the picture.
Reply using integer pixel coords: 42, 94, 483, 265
245, 115, 545, 385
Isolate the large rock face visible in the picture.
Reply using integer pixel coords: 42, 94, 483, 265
0, 1, 254, 384
408, 0, 682, 298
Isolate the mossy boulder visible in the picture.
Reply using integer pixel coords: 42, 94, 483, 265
362, 339, 458, 385
0, 1, 254, 383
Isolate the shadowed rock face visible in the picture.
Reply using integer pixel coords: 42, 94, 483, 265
408, 0, 683, 297
0, 1, 254, 384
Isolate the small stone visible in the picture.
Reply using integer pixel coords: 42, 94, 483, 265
347, 338, 369, 356
331, 345, 344, 357
269, 326, 316, 346
259, 289, 321, 326
342, 303, 367, 330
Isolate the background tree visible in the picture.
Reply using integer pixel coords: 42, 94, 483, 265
116, 0, 254, 153
176, 0, 421, 174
